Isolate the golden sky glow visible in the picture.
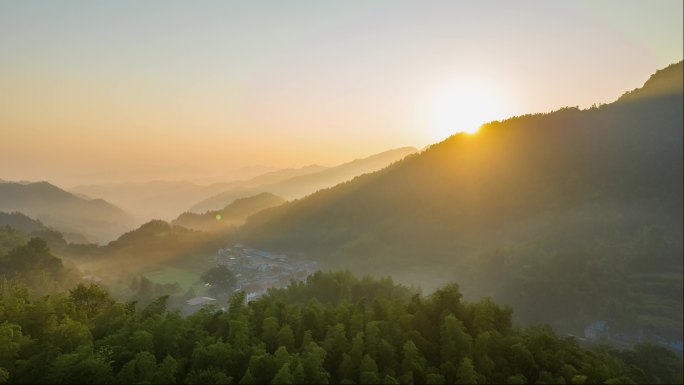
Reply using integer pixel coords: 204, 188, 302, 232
1, 0, 682, 186
418, 78, 513, 139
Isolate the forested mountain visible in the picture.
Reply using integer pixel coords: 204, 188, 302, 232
0, 216, 217, 291
0, 226, 29, 256
173, 193, 286, 232
190, 147, 417, 212
238, 62, 684, 342
0, 211, 90, 244
0, 211, 50, 234
0, 181, 135, 243
0, 237, 79, 297
65, 220, 221, 279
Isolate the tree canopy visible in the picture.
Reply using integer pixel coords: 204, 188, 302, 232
1, 248, 681, 385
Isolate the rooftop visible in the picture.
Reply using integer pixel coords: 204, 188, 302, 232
186, 296, 216, 306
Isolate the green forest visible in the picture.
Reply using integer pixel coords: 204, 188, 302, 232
1, 236, 682, 384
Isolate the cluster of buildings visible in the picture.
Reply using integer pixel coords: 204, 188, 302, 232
184, 244, 317, 313
211, 244, 318, 302
583, 320, 608, 341
575, 320, 683, 354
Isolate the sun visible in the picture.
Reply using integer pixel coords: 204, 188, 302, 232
420, 78, 511, 141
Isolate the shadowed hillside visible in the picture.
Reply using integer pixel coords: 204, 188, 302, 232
173, 192, 285, 232
0, 211, 51, 234
237, 62, 684, 342
0, 211, 89, 244
65, 220, 221, 278
0, 181, 135, 243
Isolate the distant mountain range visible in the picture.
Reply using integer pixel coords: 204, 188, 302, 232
72, 180, 230, 223
70, 147, 414, 222
0, 180, 135, 243
189, 146, 417, 212
237, 62, 684, 340
69, 166, 324, 222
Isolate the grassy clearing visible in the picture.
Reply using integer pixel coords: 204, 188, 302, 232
144, 266, 202, 291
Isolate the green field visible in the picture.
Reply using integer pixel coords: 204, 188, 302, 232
144, 266, 203, 291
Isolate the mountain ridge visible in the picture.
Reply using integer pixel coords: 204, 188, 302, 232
234, 61, 683, 341
173, 192, 286, 232
190, 146, 417, 212
0, 180, 135, 243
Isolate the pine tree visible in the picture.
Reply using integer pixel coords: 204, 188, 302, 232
272, 363, 294, 385
456, 358, 478, 385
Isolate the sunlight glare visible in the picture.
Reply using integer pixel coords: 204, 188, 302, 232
420, 78, 512, 141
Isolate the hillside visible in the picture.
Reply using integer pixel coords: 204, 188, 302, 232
0, 211, 50, 234
190, 147, 417, 212
173, 192, 285, 232
63, 220, 221, 278
0, 211, 90, 244
0, 181, 135, 243
238, 62, 684, 343
70, 165, 325, 222
619, 61, 684, 102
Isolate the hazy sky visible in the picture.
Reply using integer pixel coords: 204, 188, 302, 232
1, 0, 682, 186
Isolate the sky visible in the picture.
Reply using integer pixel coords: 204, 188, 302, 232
1, 0, 682, 186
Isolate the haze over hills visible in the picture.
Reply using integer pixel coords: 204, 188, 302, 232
173, 192, 286, 232
70, 165, 326, 222
0, 211, 52, 234
237, 62, 684, 341
0, 147, 414, 279
71, 180, 231, 223
68, 150, 406, 222
190, 146, 417, 212
43, 147, 414, 277
64, 163, 279, 187
0, 180, 135, 243
211, 164, 328, 189
81, 220, 218, 275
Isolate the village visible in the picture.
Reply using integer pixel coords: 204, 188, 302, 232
183, 244, 318, 313
211, 244, 318, 302
572, 320, 683, 355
